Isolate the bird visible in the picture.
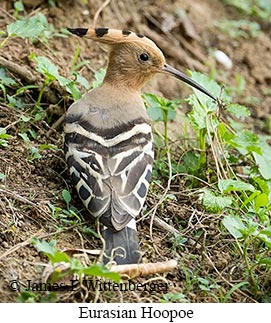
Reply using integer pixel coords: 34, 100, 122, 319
65, 27, 216, 265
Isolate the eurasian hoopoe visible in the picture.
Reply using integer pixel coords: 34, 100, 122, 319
65, 27, 216, 265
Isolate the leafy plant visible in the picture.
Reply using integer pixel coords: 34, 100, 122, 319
30, 53, 82, 105
223, 0, 271, 20
0, 128, 11, 148
143, 93, 181, 148
215, 19, 260, 38
2, 12, 65, 48
31, 238, 120, 282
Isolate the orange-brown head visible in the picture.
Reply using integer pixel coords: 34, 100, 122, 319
68, 27, 216, 100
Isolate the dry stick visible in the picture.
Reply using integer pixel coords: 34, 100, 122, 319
203, 251, 257, 303
0, 57, 36, 84
0, 7, 16, 21
111, 259, 178, 278
93, 0, 112, 27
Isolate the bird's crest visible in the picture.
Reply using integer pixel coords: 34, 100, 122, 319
67, 27, 160, 50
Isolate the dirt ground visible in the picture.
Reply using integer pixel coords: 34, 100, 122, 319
0, 0, 271, 303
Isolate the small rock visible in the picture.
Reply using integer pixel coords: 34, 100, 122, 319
213, 50, 233, 70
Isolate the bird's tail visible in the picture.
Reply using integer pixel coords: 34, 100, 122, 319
103, 219, 141, 265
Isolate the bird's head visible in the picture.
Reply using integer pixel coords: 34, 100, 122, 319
68, 27, 216, 100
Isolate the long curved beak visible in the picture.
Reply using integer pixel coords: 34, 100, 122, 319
162, 64, 216, 101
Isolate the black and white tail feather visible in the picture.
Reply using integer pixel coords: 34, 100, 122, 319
64, 97, 153, 264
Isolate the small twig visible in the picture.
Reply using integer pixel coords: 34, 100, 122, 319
46, 114, 65, 137
151, 216, 180, 235
93, 0, 112, 27
0, 7, 16, 21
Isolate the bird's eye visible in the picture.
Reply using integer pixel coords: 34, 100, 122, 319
139, 53, 149, 61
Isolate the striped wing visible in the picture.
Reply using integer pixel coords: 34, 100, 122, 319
65, 115, 153, 232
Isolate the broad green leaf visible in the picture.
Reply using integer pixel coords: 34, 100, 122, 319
226, 104, 250, 118
7, 13, 48, 39
222, 215, 245, 238
230, 130, 260, 155
202, 189, 232, 213
32, 238, 57, 256
33, 55, 59, 80
218, 179, 255, 193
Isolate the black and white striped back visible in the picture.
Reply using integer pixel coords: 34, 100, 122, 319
64, 90, 153, 263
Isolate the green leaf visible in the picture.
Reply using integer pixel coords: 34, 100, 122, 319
31, 238, 70, 264
143, 93, 180, 122
78, 264, 120, 283
18, 132, 30, 144
226, 104, 250, 118
222, 215, 245, 238
230, 130, 260, 155
7, 13, 48, 39
74, 73, 90, 90
65, 82, 82, 100
162, 292, 186, 303
254, 193, 269, 211
14, 1, 25, 11
253, 139, 271, 179
258, 257, 271, 265
32, 55, 59, 80
20, 115, 32, 122
62, 189, 71, 204
32, 55, 82, 99
202, 189, 232, 213
91, 68, 106, 88
32, 238, 57, 256
0, 67, 17, 86
218, 179, 255, 193
7, 95, 24, 109
50, 251, 70, 263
